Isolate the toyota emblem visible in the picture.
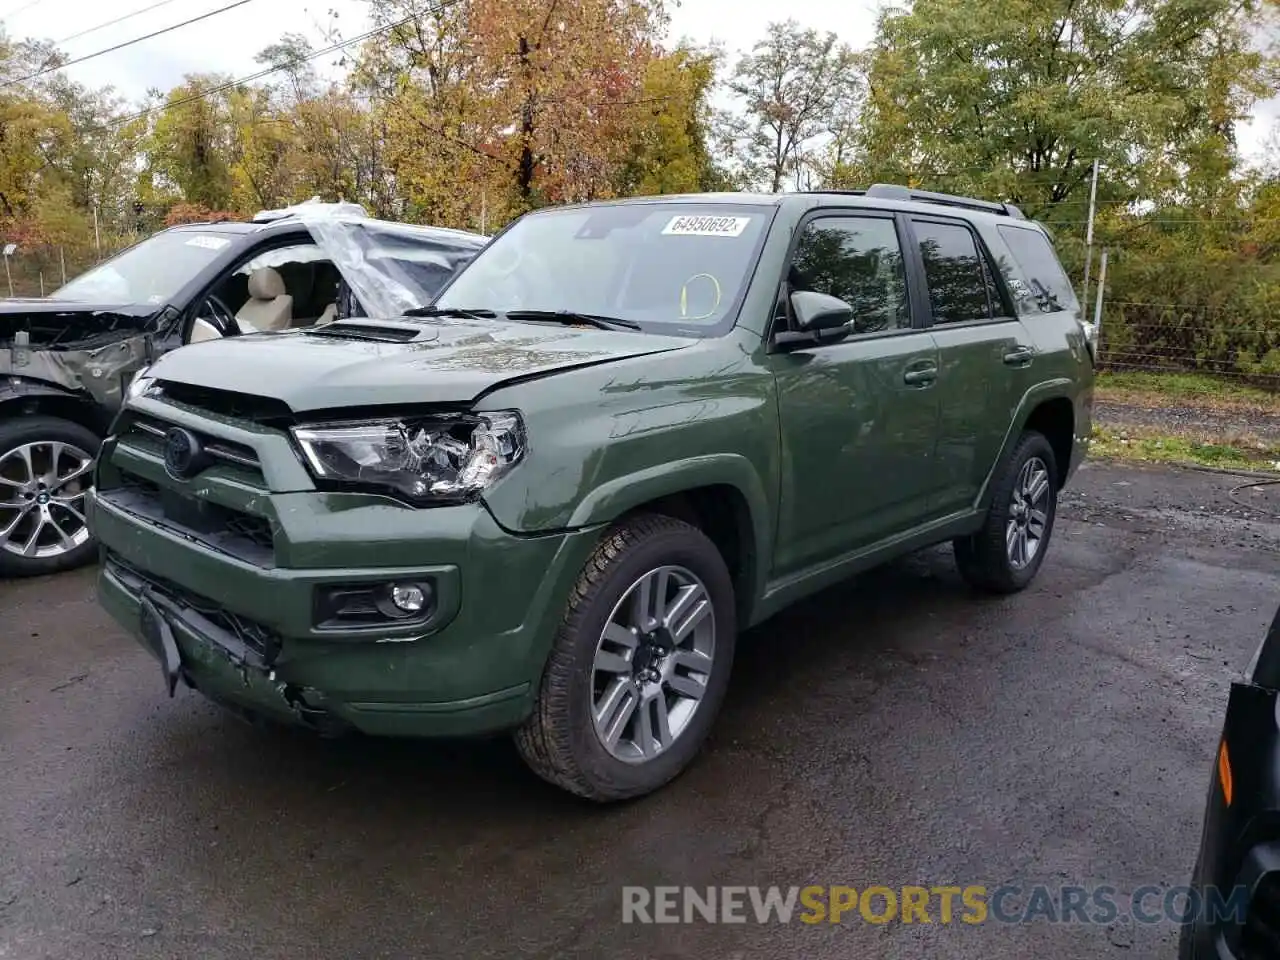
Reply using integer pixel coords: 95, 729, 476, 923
163, 427, 205, 481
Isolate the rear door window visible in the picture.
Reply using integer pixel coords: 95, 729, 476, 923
997, 226, 1080, 316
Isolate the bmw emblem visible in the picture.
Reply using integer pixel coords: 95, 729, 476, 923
163, 427, 204, 481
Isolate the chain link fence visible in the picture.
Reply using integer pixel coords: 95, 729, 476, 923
0, 242, 134, 299
1094, 300, 1280, 390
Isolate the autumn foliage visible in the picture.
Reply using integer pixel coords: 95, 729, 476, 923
163, 203, 238, 227
0, 0, 1278, 377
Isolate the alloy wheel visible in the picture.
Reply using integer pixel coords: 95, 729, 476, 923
591, 564, 716, 764
1006, 455, 1051, 570
0, 441, 94, 560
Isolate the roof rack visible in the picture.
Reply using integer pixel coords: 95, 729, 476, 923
798, 184, 1025, 219
864, 183, 1026, 219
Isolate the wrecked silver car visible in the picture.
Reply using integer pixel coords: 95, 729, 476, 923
0, 204, 488, 576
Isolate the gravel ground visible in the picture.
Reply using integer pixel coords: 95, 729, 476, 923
2, 460, 1279, 960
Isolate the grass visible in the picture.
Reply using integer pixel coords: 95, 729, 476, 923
1096, 370, 1280, 412
1090, 424, 1280, 473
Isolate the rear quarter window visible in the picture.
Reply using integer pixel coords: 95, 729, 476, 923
996, 225, 1079, 316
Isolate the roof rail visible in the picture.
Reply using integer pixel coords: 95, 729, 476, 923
864, 183, 1026, 219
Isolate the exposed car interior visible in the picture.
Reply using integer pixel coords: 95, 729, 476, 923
188, 243, 345, 343
235, 267, 293, 332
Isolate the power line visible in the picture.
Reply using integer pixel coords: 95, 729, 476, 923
109, 0, 467, 128
1, 0, 43, 19
2, 0, 263, 90
55, 0, 185, 46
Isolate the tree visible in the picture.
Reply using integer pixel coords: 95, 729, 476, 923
614, 44, 733, 196
359, 0, 668, 230
853, 0, 1278, 221
146, 76, 236, 210
726, 19, 860, 192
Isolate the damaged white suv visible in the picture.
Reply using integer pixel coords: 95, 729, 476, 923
0, 204, 487, 576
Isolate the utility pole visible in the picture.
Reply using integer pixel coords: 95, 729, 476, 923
480, 190, 488, 235
3, 244, 15, 298
1095, 249, 1105, 332
93, 204, 101, 258
1081, 159, 1099, 314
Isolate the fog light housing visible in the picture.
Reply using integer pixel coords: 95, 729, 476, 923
313, 579, 436, 630
390, 583, 426, 614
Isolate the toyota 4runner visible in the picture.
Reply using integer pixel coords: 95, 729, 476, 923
88, 185, 1095, 801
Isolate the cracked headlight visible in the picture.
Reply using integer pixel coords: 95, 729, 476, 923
291, 412, 525, 504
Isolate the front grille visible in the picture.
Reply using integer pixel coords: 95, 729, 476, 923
102, 468, 276, 567
126, 414, 261, 471
155, 381, 292, 424
105, 554, 282, 666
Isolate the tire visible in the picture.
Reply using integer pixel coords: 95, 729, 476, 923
514, 513, 737, 802
953, 430, 1059, 594
0, 416, 101, 578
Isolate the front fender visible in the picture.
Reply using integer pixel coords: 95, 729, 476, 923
576, 448, 767, 533
0, 377, 112, 433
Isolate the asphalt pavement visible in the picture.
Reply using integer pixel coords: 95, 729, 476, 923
2, 460, 1279, 960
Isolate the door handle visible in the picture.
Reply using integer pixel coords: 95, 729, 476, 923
903, 366, 937, 386
1004, 346, 1035, 366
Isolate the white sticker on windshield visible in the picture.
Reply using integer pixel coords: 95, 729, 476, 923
661, 215, 751, 238
185, 235, 231, 250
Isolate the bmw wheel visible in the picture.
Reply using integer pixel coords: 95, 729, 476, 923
0, 416, 100, 577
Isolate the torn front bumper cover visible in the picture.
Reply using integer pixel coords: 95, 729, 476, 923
103, 555, 354, 736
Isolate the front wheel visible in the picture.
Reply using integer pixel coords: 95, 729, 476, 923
954, 430, 1059, 594
515, 514, 737, 802
0, 416, 100, 577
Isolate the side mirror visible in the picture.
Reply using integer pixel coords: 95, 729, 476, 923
792, 290, 854, 331
773, 291, 854, 350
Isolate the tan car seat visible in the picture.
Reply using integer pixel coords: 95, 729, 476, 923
235, 267, 293, 333
188, 317, 223, 342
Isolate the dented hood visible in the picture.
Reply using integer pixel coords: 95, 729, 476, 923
144, 317, 693, 412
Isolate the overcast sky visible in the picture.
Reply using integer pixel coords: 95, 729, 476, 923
3, 0, 1276, 162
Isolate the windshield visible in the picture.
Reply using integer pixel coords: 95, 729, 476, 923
435, 203, 772, 335
51, 230, 234, 305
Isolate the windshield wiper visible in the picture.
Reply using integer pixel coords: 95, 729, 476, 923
402, 306, 498, 320
504, 309, 642, 331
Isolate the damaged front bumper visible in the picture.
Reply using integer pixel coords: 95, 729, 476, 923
88, 486, 602, 739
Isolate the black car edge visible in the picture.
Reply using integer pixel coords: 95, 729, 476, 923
1183, 603, 1280, 958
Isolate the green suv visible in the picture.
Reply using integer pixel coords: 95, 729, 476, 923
88, 186, 1095, 801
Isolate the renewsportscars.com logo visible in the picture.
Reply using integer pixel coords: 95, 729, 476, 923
621, 884, 1251, 926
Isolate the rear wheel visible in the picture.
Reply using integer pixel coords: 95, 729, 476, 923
954, 430, 1058, 594
0, 417, 100, 577
515, 513, 736, 802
